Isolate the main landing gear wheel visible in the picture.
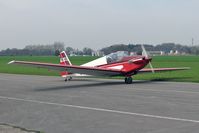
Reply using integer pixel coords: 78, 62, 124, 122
125, 77, 133, 84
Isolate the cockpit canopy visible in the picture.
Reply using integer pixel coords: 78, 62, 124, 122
106, 51, 129, 63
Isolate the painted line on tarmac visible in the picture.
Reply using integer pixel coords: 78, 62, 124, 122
0, 95, 199, 124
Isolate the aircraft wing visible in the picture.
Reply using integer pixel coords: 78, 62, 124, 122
139, 67, 190, 73
8, 60, 123, 76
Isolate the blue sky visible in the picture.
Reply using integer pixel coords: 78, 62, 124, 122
0, 0, 198, 50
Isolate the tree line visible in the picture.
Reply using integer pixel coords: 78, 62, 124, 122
100, 43, 199, 55
0, 42, 199, 56
0, 42, 93, 56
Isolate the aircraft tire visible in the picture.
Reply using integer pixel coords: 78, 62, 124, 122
125, 77, 133, 84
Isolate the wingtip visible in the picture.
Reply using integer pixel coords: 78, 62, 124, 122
183, 67, 191, 70
8, 60, 15, 64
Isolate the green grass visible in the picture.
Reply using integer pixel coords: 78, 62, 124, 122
0, 55, 199, 83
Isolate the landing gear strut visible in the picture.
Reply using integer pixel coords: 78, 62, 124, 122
124, 77, 133, 84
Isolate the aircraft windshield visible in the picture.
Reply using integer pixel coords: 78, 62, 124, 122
106, 51, 129, 63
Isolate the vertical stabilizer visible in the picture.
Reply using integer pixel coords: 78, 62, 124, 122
60, 51, 72, 66
59, 51, 72, 77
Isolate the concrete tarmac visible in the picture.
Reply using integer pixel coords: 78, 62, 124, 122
0, 73, 199, 133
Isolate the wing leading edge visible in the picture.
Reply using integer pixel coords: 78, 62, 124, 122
8, 60, 124, 76
139, 67, 190, 73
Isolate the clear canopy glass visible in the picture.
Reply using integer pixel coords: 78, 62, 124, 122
106, 51, 129, 63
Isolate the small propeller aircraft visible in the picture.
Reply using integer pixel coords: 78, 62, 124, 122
8, 45, 189, 84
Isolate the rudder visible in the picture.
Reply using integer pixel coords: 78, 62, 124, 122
59, 51, 72, 77
60, 51, 72, 66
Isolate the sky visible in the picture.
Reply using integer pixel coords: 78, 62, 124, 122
0, 0, 198, 50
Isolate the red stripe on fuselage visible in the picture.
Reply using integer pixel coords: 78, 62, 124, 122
98, 56, 150, 74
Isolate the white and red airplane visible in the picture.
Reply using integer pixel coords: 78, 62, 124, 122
8, 45, 189, 84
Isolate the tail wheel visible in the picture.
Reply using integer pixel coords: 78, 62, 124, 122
65, 76, 72, 82
68, 76, 72, 81
125, 77, 133, 84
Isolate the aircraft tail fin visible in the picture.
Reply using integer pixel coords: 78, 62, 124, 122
59, 51, 72, 77
60, 51, 72, 66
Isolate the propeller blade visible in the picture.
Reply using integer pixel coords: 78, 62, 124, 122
149, 61, 155, 73
141, 44, 155, 73
141, 44, 148, 58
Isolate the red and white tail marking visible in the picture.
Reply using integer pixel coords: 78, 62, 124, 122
59, 51, 72, 77
60, 51, 72, 66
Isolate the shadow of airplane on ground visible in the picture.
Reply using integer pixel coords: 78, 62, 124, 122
35, 76, 191, 91
36, 81, 124, 91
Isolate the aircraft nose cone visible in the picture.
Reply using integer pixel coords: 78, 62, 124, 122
146, 57, 152, 62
